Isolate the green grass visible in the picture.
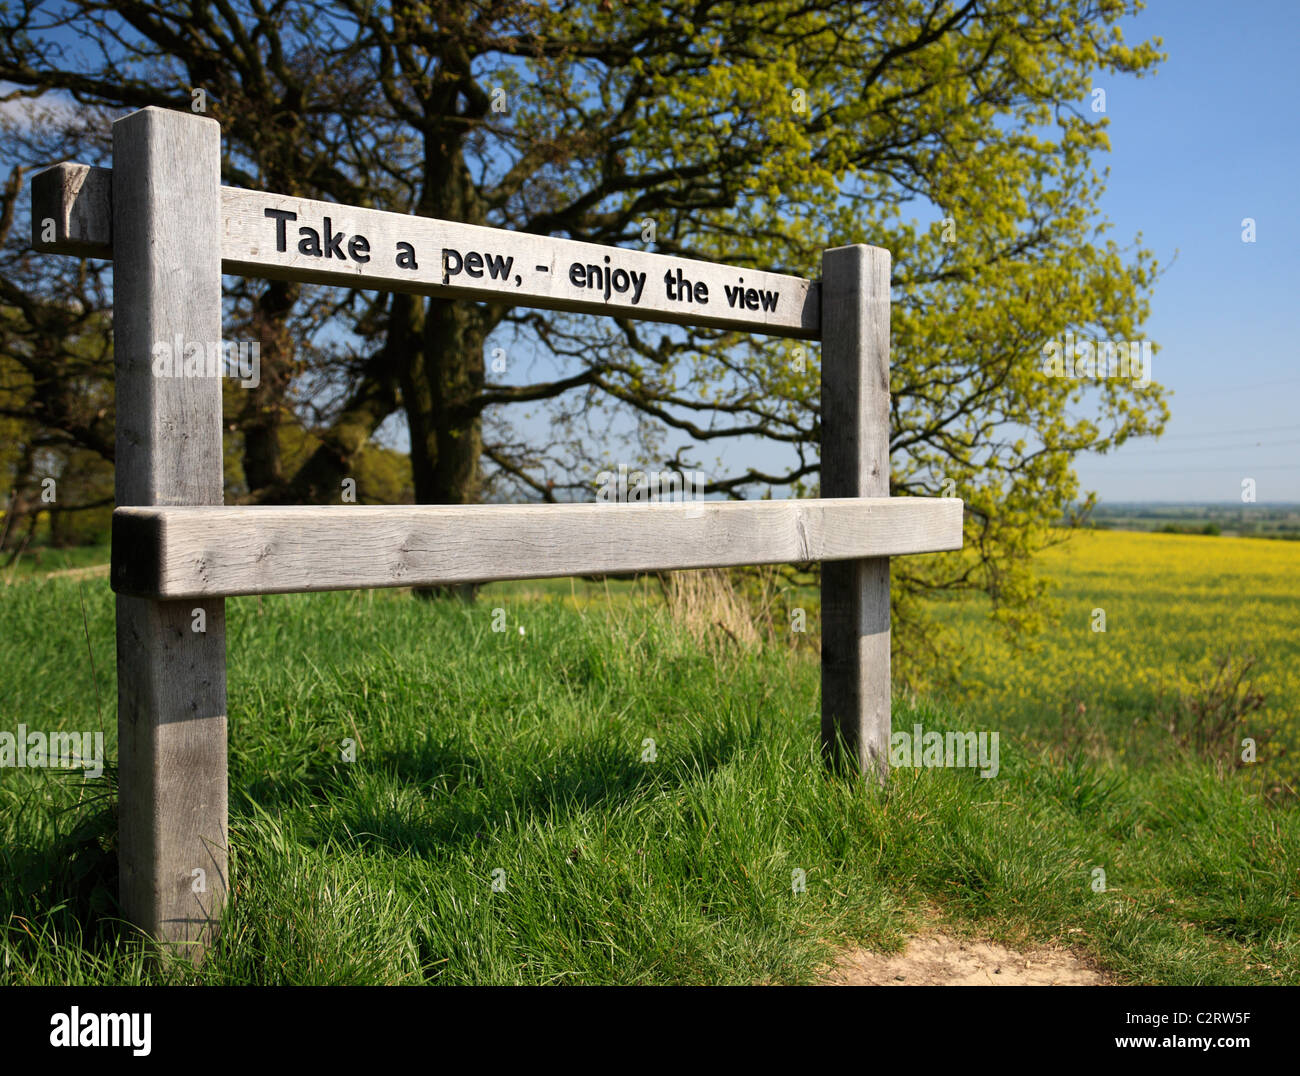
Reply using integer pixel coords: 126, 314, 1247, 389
0, 542, 110, 580
1, 575, 1296, 984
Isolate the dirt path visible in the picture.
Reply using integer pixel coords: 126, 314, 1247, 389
821, 929, 1108, 986
3, 563, 110, 583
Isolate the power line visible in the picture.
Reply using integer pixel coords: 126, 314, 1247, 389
1154, 423, 1300, 441
1178, 377, 1300, 394
1079, 462, 1298, 475
1102, 437, 1300, 456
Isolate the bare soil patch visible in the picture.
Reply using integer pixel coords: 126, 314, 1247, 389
821, 930, 1108, 986
3, 564, 109, 584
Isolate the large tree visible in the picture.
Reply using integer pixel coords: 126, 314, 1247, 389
0, 0, 1166, 679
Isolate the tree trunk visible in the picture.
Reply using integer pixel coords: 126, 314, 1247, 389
239, 280, 297, 499
401, 132, 494, 600
403, 294, 487, 600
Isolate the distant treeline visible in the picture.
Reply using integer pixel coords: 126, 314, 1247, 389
1062, 503, 1300, 540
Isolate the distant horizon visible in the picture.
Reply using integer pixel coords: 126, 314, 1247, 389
1083, 500, 1299, 508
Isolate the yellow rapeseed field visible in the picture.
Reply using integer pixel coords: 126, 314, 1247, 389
941, 529, 1300, 784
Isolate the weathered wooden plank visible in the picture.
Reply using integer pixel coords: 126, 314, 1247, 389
112, 108, 228, 958
110, 497, 962, 600
31, 162, 113, 258
222, 187, 819, 337
29, 162, 820, 338
820, 245, 895, 780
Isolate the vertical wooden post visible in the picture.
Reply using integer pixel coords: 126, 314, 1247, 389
820, 244, 891, 779
113, 107, 228, 956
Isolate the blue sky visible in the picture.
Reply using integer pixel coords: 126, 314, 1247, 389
1071, 0, 1300, 502
540, 0, 1300, 505
11, 1, 1297, 504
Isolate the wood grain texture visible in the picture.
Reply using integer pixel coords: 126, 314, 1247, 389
221, 187, 819, 337
820, 244, 895, 780
29, 162, 819, 338
110, 497, 962, 599
31, 162, 113, 258
112, 107, 228, 957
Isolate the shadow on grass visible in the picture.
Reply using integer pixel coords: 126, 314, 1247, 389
0, 775, 124, 954
268, 719, 756, 860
